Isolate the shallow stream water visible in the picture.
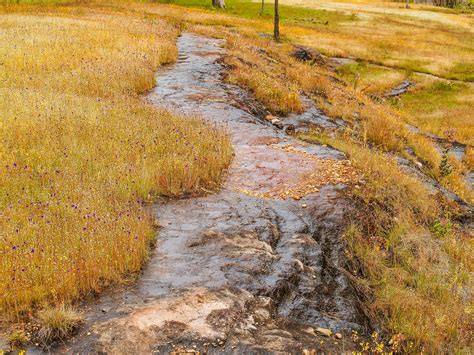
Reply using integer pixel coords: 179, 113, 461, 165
60, 33, 368, 354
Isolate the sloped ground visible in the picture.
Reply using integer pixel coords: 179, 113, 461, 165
1, 2, 472, 353
62, 33, 367, 354
0, 7, 231, 321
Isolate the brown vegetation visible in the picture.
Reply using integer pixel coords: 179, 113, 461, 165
0, 5, 232, 319
1, 0, 472, 352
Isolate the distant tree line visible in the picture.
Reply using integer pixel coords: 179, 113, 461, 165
402, 0, 469, 8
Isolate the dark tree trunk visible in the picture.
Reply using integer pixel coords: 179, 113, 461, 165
260, 0, 264, 15
212, 0, 225, 8
274, 0, 280, 41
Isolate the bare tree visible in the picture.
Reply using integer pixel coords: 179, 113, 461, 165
260, 0, 264, 15
212, 0, 225, 8
274, 0, 280, 41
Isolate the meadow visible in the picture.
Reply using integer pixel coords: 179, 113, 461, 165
0, 4, 231, 320
133, 1, 473, 350
1, 0, 473, 352
158, 0, 474, 145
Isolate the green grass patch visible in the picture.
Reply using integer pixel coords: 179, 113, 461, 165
390, 78, 474, 147
394, 81, 467, 115
447, 62, 474, 82
154, 0, 356, 27
335, 61, 408, 91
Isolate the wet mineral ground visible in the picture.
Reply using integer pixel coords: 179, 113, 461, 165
52, 33, 371, 354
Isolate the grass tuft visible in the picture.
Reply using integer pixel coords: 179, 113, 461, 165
36, 305, 83, 343
7, 329, 28, 348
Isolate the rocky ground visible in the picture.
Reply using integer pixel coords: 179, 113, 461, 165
49, 34, 371, 354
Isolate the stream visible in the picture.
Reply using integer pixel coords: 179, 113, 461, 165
61, 33, 368, 354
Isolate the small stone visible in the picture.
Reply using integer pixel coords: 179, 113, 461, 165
294, 259, 305, 272
285, 124, 295, 134
315, 327, 332, 337
87, 332, 91, 336
259, 296, 272, 308
304, 327, 315, 335
254, 308, 270, 322
302, 203, 307, 208
415, 161, 423, 169
265, 114, 277, 122
335, 333, 342, 339
271, 118, 283, 129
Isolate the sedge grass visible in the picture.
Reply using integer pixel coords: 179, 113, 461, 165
302, 131, 473, 352
0, 6, 232, 318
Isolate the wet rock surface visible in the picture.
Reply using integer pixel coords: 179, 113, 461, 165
292, 45, 326, 66
282, 96, 346, 134
60, 34, 367, 354
384, 80, 414, 97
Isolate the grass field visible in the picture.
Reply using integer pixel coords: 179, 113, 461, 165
335, 62, 474, 147
152, 0, 474, 144
1, 0, 472, 352
152, 0, 474, 80
0, 4, 231, 319
133, 1, 474, 351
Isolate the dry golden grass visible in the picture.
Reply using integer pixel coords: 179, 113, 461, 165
143, 5, 473, 350
303, 132, 473, 352
6, 329, 28, 348
2, 0, 472, 352
36, 305, 83, 342
223, 35, 304, 114
281, 0, 474, 81
465, 147, 474, 171
0, 5, 232, 318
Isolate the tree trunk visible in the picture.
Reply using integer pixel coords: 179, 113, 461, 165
212, 0, 225, 8
260, 0, 264, 15
274, 0, 280, 41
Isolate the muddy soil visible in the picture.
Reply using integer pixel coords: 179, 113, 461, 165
54, 34, 369, 354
